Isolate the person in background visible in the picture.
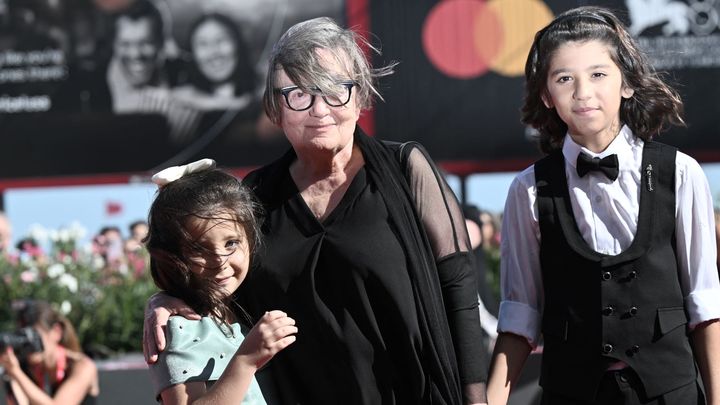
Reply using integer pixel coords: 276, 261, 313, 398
107, 0, 166, 111
0, 300, 99, 405
15, 237, 47, 266
144, 16, 488, 404
49, 1, 113, 114
174, 13, 257, 112
92, 225, 126, 274
124, 219, 148, 253
0, 211, 12, 256
487, 7, 720, 405
478, 210, 501, 253
145, 159, 296, 404
169, 13, 265, 144
477, 209, 502, 316
463, 204, 499, 351
124, 220, 149, 276
107, 0, 200, 140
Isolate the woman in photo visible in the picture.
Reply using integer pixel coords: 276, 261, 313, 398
174, 13, 257, 112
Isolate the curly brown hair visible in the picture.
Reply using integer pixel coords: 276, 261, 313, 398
522, 6, 685, 153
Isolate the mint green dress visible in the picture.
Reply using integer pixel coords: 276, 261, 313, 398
148, 316, 267, 404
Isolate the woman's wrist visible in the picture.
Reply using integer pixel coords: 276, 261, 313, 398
234, 353, 260, 373
1, 369, 13, 380
3, 365, 20, 378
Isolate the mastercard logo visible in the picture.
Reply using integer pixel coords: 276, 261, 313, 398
422, 0, 555, 79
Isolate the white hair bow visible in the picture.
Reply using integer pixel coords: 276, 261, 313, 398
151, 158, 216, 186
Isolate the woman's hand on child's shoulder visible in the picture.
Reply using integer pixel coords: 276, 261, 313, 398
143, 292, 202, 364
237, 310, 297, 370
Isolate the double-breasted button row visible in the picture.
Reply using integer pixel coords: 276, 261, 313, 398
601, 305, 638, 316
602, 343, 640, 356
600, 270, 639, 281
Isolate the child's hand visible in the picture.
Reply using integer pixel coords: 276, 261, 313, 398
237, 310, 297, 370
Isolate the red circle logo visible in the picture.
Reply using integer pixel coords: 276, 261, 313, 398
422, 0, 554, 79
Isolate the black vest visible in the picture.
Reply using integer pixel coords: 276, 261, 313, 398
534, 141, 696, 401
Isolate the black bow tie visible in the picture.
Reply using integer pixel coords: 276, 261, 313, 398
576, 152, 619, 181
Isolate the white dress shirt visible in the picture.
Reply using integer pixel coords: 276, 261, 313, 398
498, 126, 720, 346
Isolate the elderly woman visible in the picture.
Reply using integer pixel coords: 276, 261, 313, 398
144, 17, 487, 404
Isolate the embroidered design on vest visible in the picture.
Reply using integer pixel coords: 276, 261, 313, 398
645, 164, 654, 192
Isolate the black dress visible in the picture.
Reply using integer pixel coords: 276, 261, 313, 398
238, 129, 486, 404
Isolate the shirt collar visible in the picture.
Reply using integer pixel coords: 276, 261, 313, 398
563, 125, 635, 171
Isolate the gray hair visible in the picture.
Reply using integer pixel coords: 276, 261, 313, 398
263, 17, 396, 124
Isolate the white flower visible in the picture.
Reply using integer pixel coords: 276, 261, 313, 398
58, 228, 71, 242
57, 273, 78, 293
60, 301, 72, 315
67, 222, 87, 240
78, 241, 94, 256
27, 224, 49, 243
91, 255, 106, 271
47, 263, 66, 278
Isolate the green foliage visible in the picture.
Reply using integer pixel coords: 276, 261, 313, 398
0, 253, 157, 357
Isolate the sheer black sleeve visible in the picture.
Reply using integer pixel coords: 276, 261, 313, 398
400, 144, 489, 399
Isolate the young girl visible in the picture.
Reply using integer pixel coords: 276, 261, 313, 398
145, 158, 297, 404
487, 6, 720, 405
0, 300, 99, 405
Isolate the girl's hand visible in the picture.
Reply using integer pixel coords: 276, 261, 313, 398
0, 346, 21, 377
236, 310, 297, 370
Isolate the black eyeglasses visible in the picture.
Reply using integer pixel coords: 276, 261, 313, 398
277, 81, 356, 111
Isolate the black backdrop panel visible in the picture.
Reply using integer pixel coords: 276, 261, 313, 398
1, 0, 719, 180
371, 0, 720, 164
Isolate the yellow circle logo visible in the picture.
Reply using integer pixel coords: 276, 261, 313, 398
422, 0, 555, 78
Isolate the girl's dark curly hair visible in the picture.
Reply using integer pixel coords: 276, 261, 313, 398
522, 6, 685, 153
145, 169, 262, 324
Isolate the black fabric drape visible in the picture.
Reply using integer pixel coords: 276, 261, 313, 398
356, 129, 464, 404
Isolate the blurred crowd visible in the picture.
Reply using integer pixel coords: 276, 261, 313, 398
0, 210, 150, 278
3, 196, 719, 359
1, 209, 156, 363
